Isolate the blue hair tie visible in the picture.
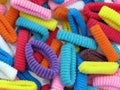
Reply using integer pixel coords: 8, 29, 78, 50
42, 2, 50, 9
87, 86, 99, 90
84, 0, 94, 4
112, 43, 120, 65
52, 0, 64, 4
68, 8, 87, 36
16, 17, 49, 42
0, 48, 13, 66
74, 54, 87, 90
57, 30, 97, 50
60, 43, 76, 86
17, 70, 41, 90
94, 0, 104, 2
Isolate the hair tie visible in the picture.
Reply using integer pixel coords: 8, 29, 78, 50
0, 61, 17, 80
60, 43, 76, 86
20, 12, 57, 31
84, 2, 120, 20
114, 0, 120, 4
14, 29, 30, 72
87, 86, 99, 90
57, 30, 97, 50
93, 75, 120, 90
5, 7, 19, 28
94, 0, 104, 2
80, 49, 107, 62
0, 14, 17, 43
28, 71, 50, 86
31, 0, 47, 5
11, 0, 52, 20
0, 80, 37, 90
68, 8, 87, 35
52, 0, 64, 4
79, 61, 119, 74
25, 40, 59, 79
0, 0, 7, 4
87, 18, 120, 44
99, 6, 120, 31
62, 21, 72, 32
89, 24, 119, 62
48, 0, 77, 10
0, 48, 13, 66
74, 54, 87, 90
0, 4, 6, 15
17, 70, 41, 90
16, 17, 49, 42
41, 84, 50, 90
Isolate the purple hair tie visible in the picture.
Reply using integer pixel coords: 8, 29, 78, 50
25, 40, 59, 79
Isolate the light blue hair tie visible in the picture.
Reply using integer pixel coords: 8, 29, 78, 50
94, 0, 104, 2
17, 70, 41, 90
0, 48, 13, 66
68, 8, 87, 36
16, 17, 49, 42
87, 86, 99, 90
57, 30, 97, 50
60, 43, 76, 86
52, 0, 64, 4
74, 54, 87, 90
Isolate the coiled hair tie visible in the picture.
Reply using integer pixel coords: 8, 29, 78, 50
80, 49, 107, 62
52, 0, 64, 4
16, 17, 49, 42
0, 80, 37, 90
62, 21, 72, 32
87, 18, 120, 44
0, 0, 7, 4
31, 0, 47, 5
0, 14, 17, 43
20, 12, 57, 31
0, 61, 17, 80
60, 43, 76, 86
14, 29, 30, 72
0, 4, 6, 15
68, 8, 87, 35
84, 2, 120, 20
89, 24, 119, 62
0, 48, 13, 66
5, 7, 19, 28
57, 30, 97, 50
17, 70, 41, 90
11, 0, 52, 20
54, 7, 68, 21
25, 40, 59, 79
74, 54, 87, 90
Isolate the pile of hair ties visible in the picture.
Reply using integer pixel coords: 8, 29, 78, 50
0, 0, 120, 90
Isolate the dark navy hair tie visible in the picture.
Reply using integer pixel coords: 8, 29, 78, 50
25, 40, 59, 79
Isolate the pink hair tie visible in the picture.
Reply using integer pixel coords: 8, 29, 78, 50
0, 4, 6, 15
114, 0, 120, 4
48, 0, 77, 10
11, 0, 52, 20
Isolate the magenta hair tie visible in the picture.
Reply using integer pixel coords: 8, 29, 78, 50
11, 0, 52, 20
0, 4, 6, 15
25, 40, 59, 79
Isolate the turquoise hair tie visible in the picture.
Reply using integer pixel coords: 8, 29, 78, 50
112, 43, 120, 65
57, 30, 97, 50
94, 0, 104, 2
0, 48, 13, 66
60, 43, 76, 86
74, 54, 87, 90
16, 17, 49, 42
68, 8, 87, 36
87, 86, 99, 90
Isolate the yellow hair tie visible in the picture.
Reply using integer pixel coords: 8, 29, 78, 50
62, 21, 80, 52
20, 12, 58, 31
99, 6, 120, 31
0, 0, 7, 4
0, 80, 37, 90
78, 61, 119, 74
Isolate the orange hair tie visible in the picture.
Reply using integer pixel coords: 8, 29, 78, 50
5, 7, 19, 28
54, 7, 68, 21
0, 13, 17, 43
90, 24, 119, 62
40, 39, 63, 68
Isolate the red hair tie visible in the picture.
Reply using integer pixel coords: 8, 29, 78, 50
31, 0, 47, 5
